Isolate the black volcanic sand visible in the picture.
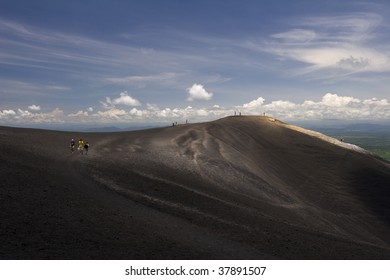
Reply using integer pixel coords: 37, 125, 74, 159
1, 116, 390, 259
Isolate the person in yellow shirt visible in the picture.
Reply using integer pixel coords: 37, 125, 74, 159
78, 138, 84, 154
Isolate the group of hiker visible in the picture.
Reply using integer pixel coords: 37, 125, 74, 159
70, 138, 90, 155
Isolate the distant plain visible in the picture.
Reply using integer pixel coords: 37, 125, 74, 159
307, 124, 390, 161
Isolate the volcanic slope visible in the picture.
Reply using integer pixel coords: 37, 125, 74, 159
1, 116, 390, 259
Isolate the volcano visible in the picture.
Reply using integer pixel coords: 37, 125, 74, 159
1, 116, 390, 259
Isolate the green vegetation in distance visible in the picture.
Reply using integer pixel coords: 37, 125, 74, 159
320, 128, 389, 162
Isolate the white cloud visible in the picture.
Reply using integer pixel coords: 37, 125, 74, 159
187, 84, 213, 101
106, 72, 179, 86
28, 104, 41, 111
321, 93, 359, 107
0, 79, 71, 98
102, 91, 141, 108
97, 108, 127, 119
113, 91, 141, 106
196, 109, 209, 116
362, 98, 388, 106
257, 13, 390, 78
29, 108, 65, 123
239, 93, 390, 121
68, 110, 88, 117
2, 93, 390, 124
129, 108, 144, 117
4, 109, 16, 115
298, 13, 382, 35
243, 97, 265, 109
1, 108, 65, 123
17, 109, 32, 117
0, 109, 16, 118
146, 103, 160, 111
271, 29, 316, 42
264, 100, 297, 110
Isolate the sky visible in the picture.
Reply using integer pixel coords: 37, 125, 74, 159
1, 0, 390, 126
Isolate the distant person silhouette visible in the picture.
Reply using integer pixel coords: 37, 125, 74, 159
70, 139, 75, 153
84, 142, 90, 155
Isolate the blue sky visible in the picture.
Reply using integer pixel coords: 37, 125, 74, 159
1, 0, 390, 125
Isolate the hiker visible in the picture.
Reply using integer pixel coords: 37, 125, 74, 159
84, 142, 90, 155
70, 139, 75, 153
78, 138, 84, 154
